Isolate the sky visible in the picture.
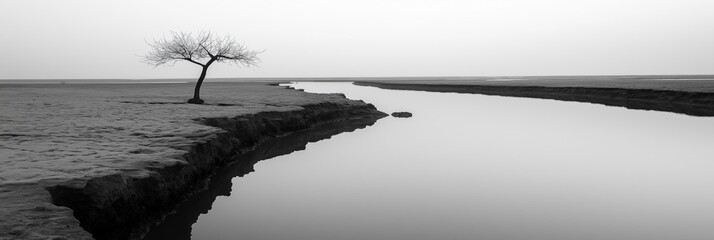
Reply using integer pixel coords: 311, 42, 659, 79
1, 0, 713, 79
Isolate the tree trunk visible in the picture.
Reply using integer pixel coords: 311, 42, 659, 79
188, 65, 209, 104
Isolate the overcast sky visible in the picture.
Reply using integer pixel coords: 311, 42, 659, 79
1, 0, 713, 79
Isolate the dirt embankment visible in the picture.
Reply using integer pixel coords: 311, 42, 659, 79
355, 81, 714, 116
0, 82, 387, 240
45, 102, 386, 240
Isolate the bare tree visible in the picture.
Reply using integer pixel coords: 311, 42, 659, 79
144, 31, 260, 104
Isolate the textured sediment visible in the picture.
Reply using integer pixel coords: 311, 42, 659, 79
46, 102, 385, 240
0, 82, 386, 240
356, 81, 714, 116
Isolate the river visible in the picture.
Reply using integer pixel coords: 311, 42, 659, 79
146, 82, 714, 240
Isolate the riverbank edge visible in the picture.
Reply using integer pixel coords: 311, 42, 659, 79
355, 81, 714, 116
45, 101, 387, 240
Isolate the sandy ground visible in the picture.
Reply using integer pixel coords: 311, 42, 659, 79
0, 82, 360, 239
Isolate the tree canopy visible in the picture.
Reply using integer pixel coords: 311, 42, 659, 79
144, 31, 260, 68
144, 31, 260, 104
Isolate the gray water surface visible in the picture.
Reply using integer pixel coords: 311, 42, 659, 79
190, 82, 714, 240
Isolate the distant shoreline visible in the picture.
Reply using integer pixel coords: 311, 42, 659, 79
355, 78, 714, 116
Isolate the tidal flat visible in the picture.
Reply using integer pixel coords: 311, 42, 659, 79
2, 76, 714, 240
0, 82, 385, 239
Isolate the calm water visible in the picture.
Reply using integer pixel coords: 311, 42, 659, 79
155, 82, 714, 240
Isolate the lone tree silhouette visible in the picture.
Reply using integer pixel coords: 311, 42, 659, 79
144, 31, 260, 104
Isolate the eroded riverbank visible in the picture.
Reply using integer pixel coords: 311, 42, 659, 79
0, 82, 385, 239
142, 115, 380, 240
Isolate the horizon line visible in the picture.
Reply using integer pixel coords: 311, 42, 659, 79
2, 74, 714, 81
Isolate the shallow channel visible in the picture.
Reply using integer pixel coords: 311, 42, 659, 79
148, 82, 714, 240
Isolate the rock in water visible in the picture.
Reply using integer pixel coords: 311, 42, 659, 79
391, 112, 412, 118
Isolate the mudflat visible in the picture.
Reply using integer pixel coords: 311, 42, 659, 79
0, 82, 378, 239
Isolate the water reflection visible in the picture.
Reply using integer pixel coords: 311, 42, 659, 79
157, 82, 714, 240
142, 117, 380, 240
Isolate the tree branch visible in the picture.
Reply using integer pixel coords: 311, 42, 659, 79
183, 58, 204, 67
143, 31, 261, 69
